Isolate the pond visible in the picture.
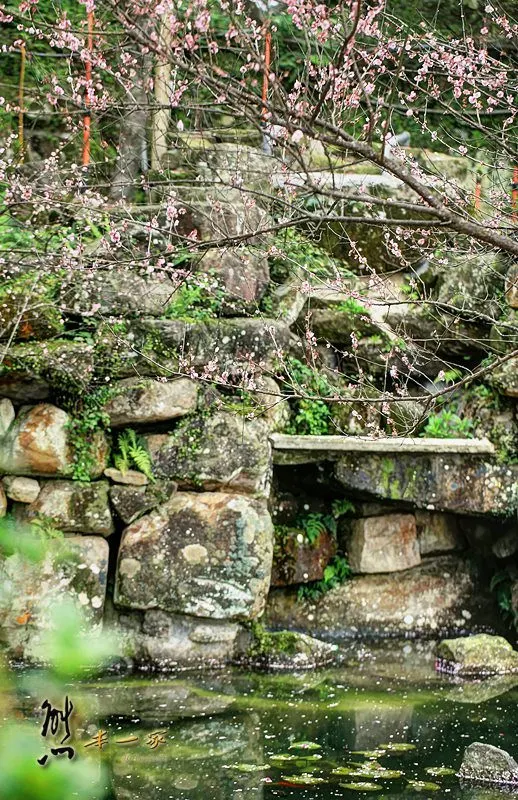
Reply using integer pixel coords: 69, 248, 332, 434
10, 639, 518, 800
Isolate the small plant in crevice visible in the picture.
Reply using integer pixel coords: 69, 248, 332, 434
282, 357, 334, 436
299, 499, 356, 544
65, 388, 113, 482
335, 298, 368, 316
297, 555, 352, 602
490, 569, 518, 631
163, 274, 225, 321
113, 429, 154, 481
421, 410, 474, 439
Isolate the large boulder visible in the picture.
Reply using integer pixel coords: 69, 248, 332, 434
458, 743, 518, 785
0, 404, 107, 479
0, 374, 50, 402
266, 556, 491, 638
347, 514, 420, 574
304, 307, 388, 346
104, 377, 198, 427
112, 608, 242, 670
58, 268, 175, 317
22, 480, 114, 536
0, 534, 109, 661
94, 317, 293, 381
0, 341, 95, 393
489, 357, 518, 398
181, 186, 272, 242
334, 453, 518, 516
195, 248, 270, 314
114, 491, 274, 621
145, 412, 271, 497
2, 476, 40, 504
132, 317, 292, 376
437, 251, 506, 318
385, 305, 493, 361
204, 143, 277, 193
436, 634, 518, 677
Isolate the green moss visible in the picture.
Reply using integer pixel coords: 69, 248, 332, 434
380, 457, 396, 494
0, 270, 64, 341
270, 228, 355, 283
65, 387, 113, 482
247, 622, 300, 657
163, 275, 225, 322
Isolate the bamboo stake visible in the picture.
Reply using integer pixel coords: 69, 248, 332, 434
18, 43, 26, 161
82, 10, 94, 168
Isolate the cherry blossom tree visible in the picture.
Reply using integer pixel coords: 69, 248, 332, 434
0, 0, 517, 440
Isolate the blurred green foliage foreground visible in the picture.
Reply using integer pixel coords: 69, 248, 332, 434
0, 517, 117, 800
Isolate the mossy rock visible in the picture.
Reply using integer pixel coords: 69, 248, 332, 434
0, 340, 94, 395
436, 634, 518, 677
0, 272, 64, 342
458, 742, 518, 785
236, 624, 337, 670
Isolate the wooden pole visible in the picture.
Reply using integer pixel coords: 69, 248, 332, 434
151, 17, 172, 171
261, 26, 272, 121
82, 10, 94, 168
18, 43, 26, 161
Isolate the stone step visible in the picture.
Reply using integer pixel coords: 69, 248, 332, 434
271, 433, 495, 464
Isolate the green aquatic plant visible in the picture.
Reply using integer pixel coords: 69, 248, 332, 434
340, 782, 383, 791
225, 763, 271, 772
380, 743, 416, 752
289, 741, 322, 752
424, 767, 455, 777
407, 781, 441, 791
281, 774, 325, 785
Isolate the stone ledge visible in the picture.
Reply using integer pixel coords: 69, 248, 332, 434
271, 434, 495, 464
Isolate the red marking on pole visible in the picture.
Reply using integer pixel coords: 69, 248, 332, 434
474, 179, 482, 212
261, 26, 272, 121
512, 166, 518, 223
82, 10, 94, 168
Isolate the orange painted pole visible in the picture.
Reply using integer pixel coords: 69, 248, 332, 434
82, 10, 94, 167
261, 26, 271, 121
474, 179, 482, 213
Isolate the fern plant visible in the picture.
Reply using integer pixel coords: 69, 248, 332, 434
298, 499, 356, 544
297, 556, 352, 601
301, 513, 328, 544
114, 429, 154, 481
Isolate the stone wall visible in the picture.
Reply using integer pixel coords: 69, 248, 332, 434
1, 136, 518, 670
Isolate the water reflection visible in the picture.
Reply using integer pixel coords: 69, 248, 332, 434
7, 640, 518, 800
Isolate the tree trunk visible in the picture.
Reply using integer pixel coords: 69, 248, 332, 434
150, 18, 172, 172
109, 77, 150, 202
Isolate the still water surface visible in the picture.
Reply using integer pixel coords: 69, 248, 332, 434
16, 640, 518, 799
